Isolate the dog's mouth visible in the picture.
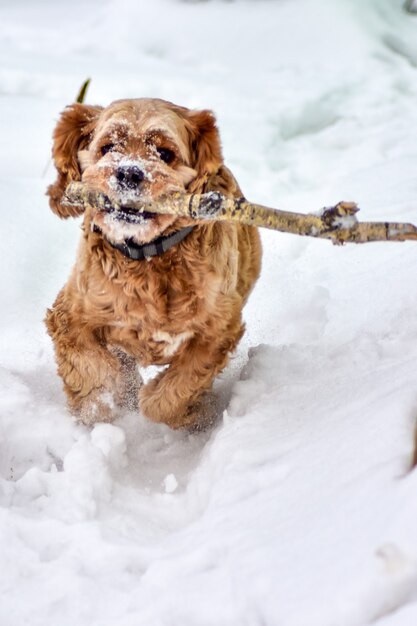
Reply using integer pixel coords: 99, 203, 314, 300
104, 205, 156, 224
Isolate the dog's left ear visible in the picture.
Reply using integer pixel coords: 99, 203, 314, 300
47, 103, 102, 218
186, 109, 223, 187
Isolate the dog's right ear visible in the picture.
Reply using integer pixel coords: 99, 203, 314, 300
47, 103, 102, 218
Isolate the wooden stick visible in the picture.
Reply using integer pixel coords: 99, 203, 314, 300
64, 182, 417, 245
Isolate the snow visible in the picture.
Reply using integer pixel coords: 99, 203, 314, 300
1, 0, 417, 624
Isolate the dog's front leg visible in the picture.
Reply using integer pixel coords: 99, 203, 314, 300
45, 305, 139, 424
139, 329, 242, 429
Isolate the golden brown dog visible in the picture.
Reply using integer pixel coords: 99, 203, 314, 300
45, 98, 261, 429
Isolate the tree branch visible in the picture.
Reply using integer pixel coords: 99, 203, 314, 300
64, 182, 417, 245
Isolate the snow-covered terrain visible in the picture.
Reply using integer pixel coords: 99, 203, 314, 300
1, 0, 417, 624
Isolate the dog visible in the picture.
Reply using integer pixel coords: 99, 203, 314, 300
45, 98, 261, 429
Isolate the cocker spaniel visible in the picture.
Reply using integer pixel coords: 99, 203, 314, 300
45, 98, 261, 429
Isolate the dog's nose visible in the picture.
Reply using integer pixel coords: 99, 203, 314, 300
115, 165, 145, 189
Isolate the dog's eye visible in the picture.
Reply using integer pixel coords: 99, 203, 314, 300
156, 147, 175, 164
101, 143, 115, 156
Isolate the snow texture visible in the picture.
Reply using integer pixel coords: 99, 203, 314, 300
1, 0, 417, 625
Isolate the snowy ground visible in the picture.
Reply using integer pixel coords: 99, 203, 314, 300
1, 0, 417, 624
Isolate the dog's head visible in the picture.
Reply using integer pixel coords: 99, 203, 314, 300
47, 98, 223, 244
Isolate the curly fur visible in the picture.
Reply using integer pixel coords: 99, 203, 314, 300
45, 98, 261, 429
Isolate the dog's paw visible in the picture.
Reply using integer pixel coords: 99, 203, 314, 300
138, 380, 189, 429
77, 389, 120, 426
139, 382, 216, 430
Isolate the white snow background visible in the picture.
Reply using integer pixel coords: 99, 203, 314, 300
1, 0, 417, 624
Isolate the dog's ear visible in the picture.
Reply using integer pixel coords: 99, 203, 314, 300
186, 109, 223, 191
47, 103, 102, 218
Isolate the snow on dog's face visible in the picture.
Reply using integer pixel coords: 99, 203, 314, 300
79, 100, 197, 244
47, 98, 222, 244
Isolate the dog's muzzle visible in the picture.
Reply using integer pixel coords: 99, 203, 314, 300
109, 206, 155, 224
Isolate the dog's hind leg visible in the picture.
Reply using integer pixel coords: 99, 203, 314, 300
108, 347, 141, 412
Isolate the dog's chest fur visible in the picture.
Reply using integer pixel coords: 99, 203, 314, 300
74, 224, 239, 366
